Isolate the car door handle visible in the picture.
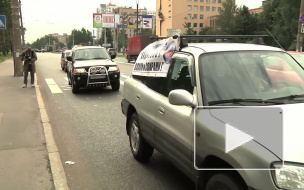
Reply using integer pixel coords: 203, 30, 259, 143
157, 106, 165, 115
136, 94, 140, 100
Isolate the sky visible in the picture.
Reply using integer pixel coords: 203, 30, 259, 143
21, 0, 263, 43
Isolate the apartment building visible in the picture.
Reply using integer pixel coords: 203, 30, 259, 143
156, 0, 225, 36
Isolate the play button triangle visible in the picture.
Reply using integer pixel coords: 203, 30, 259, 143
225, 123, 254, 153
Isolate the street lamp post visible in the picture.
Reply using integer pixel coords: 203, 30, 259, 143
136, 0, 139, 35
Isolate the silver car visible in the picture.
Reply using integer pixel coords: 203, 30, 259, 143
121, 38, 304, 190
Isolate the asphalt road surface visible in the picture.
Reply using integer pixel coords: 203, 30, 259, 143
36, 52, 195, 190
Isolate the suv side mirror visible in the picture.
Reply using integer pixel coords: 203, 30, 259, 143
169, 89, 196, 107
67, 56, 72, 61
111, 54, 116, 59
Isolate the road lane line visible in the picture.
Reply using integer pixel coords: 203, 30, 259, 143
45, 78, 63, 94
45, 78, 57, 85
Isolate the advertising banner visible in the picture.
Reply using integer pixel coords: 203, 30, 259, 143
127, 15, 153, 29
132, 37, 180, 77
127, 15, 139, 29
93, 13, 103, 28
142, 15, 153, 29
102, 14, 120, 28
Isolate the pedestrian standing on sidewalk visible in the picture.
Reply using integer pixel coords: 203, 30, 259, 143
19, 47, 37, 88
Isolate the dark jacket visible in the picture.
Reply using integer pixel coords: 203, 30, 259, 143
19, 49, 38, 73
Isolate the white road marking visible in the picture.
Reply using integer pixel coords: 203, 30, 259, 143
120, 80, 124, 85
64, 77, 68, 81
45, 78, 63, 94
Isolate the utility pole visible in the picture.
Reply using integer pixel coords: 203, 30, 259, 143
296, 0, 304, 52
19, 0, 25, 48
113, 12, 116, 49
104, 28, 107, 47
136, 0, 139, 36
11, 0, 23, 76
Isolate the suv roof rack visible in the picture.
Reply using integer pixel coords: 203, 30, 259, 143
150, 35, 269, 49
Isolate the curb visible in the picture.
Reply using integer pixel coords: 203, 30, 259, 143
34, 73, 70, 190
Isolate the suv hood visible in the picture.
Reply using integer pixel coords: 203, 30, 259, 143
74, 59, 116, 67
209, 103, 304, 164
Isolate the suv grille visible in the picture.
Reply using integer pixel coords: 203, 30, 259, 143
85, 66, 109, 73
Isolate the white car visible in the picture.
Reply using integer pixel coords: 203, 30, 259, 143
121, 35, 304, 190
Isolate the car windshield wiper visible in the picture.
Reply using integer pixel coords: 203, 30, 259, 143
267, 94, 304, 101
208, 98, 282, 106
92, 57, 109, 60
75, 58, 91, 60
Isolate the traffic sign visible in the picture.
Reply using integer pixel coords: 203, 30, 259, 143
117, 24, 123, 28
0, 15, 6, 29
92, 36, 96, 39
301, 13, 304, 22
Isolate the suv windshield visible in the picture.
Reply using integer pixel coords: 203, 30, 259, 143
75, 48, 110, 60
199, 51, 304, 105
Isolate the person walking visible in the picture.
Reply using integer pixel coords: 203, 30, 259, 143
19, 47, 37, 88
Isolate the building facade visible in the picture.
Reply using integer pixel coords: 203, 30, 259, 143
156, 0, 225, 36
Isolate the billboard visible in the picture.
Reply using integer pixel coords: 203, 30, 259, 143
93, 13, 103, 28
102, 14, 120, 28
93, 13, 120, 28
127, 15, 153, 29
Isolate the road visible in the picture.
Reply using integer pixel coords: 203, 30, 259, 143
36, 52, 195, 190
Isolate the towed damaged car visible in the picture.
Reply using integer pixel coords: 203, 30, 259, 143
67, 46, 120, 93
121, 35, 304, 190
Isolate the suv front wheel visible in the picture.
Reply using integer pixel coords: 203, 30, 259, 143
111, 80, 120, 91
206, 173, 247, 190
128, 113, 154, 162
72, 77, 80, 94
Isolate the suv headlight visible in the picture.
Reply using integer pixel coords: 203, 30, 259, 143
108, 66, 119, 72
271, 162, 304, 189
73, 68, 86, 74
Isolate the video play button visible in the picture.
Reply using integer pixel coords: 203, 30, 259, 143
225, 123, 254, 153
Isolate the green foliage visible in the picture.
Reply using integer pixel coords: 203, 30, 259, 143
96, 28, 113, 47
0, 0, 12, 55
0, 54, 12, 63
216, 0, 237, 34
66, 28, 93, 49
31, 35, 65, 51
137, 29, 154, 35
117, 30, 127, 51
234, 6, 258, 35
182, 22, 197, 35
213, 0, 301, 50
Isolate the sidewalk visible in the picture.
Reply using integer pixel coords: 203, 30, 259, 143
0, 58, 54, 190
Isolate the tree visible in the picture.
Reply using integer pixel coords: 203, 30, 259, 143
216, 0, 237, 34
234, 6, 258, 35
0, 0, 12, 55
137, 29, 155, 35
182, 22, 197, 35
257, 0, 300, 50
66, 28, 93, 48
31, 35, 65, 51
96, 28, 113, 47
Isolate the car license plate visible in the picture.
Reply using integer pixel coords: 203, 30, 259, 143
90, 75, 106, 79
